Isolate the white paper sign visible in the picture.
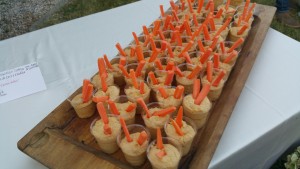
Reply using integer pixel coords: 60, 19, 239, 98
0, 62, 46, 104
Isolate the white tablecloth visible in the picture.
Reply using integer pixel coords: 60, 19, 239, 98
1, 0, 300, 168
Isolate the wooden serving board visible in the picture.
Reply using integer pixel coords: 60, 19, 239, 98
18, 4, 276, 169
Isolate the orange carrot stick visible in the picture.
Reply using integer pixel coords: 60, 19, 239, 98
103, 54, 114, 70
174, 85, 184, 99
166, 61, 175, 71
126, 103, 136, 112
132, 32, 140, 45
164, 70, 174, 86
212, 70, 226, 87
174, 31, 182, 46
191, 24, 203, 41
174, 66, 184, 77
100, 74, 108, 92
197, 0, 204, 13
178, 40, 194, 57
107, 100, 120, 115
120, 117, 133, 142
209, 2, 214, 13
215, 8, 223, 18
207, 61, 213, 82
203, 24, 211, 41
119, 65, 130, 78
237, 24, 249, 35
167, 44, 174, 58
183, 52, 192, 64
135, 60, 146, 77
181, 0, 185, 12
116, 43, 126, 56
220, 41, 226, 54
172, 10, 179, 22
248, 3, 256, 14
158, 87, 168, 99
237, 15, 243, 27
170, 0, 177, 11
82, 79, 90, 98
200, 48, 212, 64
135, 45, 144, 62
140, 81, 145, 94
154, 59, 164, 70
142, 25, 149, 35
245, 11, 253, 23
153, 20, 161, 36
197, 40, 206, 53
209, 35, 219, 49
225, 0, 231, 10
83, 84, 93, 103
137, 131, 148, 145
215, 17, 232, 37
175, 106, 183, 127
157, 128, 164, 149
184, 20, 192, 36
149, 38, 157, 51
187, 65, 202, 79
163, 15, 172, 31
193, 13, 199, 27
227, 38, 244, 53
194, 83, 211, 105
97, 102, 109, 124
131, 47, 136, 57
158, 30, 165, 40
205, 0, 212, 10
149, 49, 159, 63
98, 57, 107, 78
161, 40, 167, 51
104, 123, 112, 135
119, 56, 126, 66
171, 119, 184, 136
160, 5, 165, 17
137, 98, 151, 118
148, 71, 158, 85
209, 16, 216, 31
193, 79, 201, 99
130, 69, 139, 89
242, 0, 250, 20
224, 50, 238, 64
213, 53, 220, 68
156, 150, 166, 158
153, 106, 176, 116
187, 0, 193, 13
92, 96, 109, 103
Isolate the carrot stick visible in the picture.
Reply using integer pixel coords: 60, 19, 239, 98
126, 103, 136, 112
142, 25, 149, 35
248, 3, 256, 14
156, 128, 164, 149
132, 32, 140, 45
116, 43, 126, 56
158, 30, 165, 40
181, 0, 185, 11
92, 96, 109, 103
166, 62, 175, 71
209, 2, 214, 13
205, 0, 212, 10
131, 47, 136, 57
203, 24, 211, 41
161, 40, 167, 51
103, 54, 114, 70
245, 11, 253, 23
209, 16, 216, 31
97, 102, 109, 124
209, 35, 219, 49
215, 8, 223, 18
197, 40, 206, 53
160, 5, 164, 17
227, 38, 244, 53
191, 24, 203, 41
104, 123, 112, 135
187, 0, 193, 13
83, 84, 93, 103
237, 24, 249, 35
215, 17, 232, 37
100, 74, 108, 92
167, 43, 174, 58
172, 10, 179, 22
187, 65, 202, 79
119, 65, 130, 78
163, 15, 172, 31
242, 0, 250, 20
170, 0, 177, 11
153, 106, 176, 116
135, 60, 146, 77
158, 87, 168, 99
120, 117, 133, 142
207, 61, 213, 82
169, 22, 176, 31
220, 41, 226, 54
213, 53, 220, 68
164, 70, 174, 86
137, 131, 148, 145
119, 56, 126, 66
212, 70, 226, 87
149, 50, 159, 63
174, 31, 182, 46
193, 13, 199, 27
82, 79, 90, 98
225, 0, 231, 10
174, 66, 184, 77
98, 58, 107, 78
174, 85, 184, 99
156, 150, 166, 158
129, 69, 139, 89
193, 79, 201, 99
154, 59, 164, 70
224, 50, 238, 64
237, 14, 243, 27
137, 98, 151, 118
197, 0, 204, 13
149, 38, 156, 51
194, 83, 210, 105
200, 48, 212, 64
153, 20, 161, 36
184, 20, 192, 36
148, 71, 158, 85
140, 81, 145, 94
178, 40, 194, 57
171, 119, 184, 136
135, 45, 144, 62
175, 106, 183, 127
107, 100, 120, 115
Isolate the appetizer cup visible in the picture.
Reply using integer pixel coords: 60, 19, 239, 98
69, 93, 96, 118
176, 63, 199, 95
109, 57, 127, 87
124, 63, 146, 85
110, 95, 136, 125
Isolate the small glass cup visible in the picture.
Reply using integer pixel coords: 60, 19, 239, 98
147, 137, 182, 169
228, 22, 251, 42
90, 114, 121, 154
91, 73, 114, 90
164, 116, 197, 156
109, 56, 127, 87
176, 63, 199, 95
69, 92, 96, 118
155, 86, 183, 111
117, 124, 151, 166
110, 95, 136, 125
124, 63, 146, 85
233, 13, 254, 27
93, 85, 120, 112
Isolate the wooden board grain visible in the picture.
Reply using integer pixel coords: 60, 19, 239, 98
18, 4, 276, 169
